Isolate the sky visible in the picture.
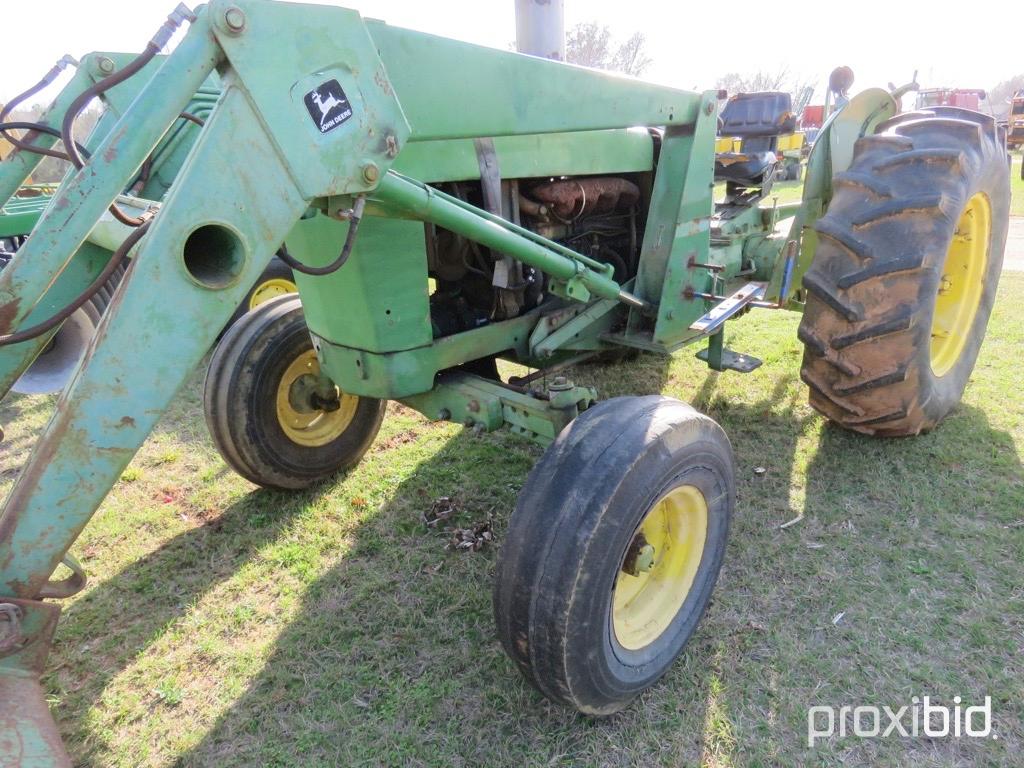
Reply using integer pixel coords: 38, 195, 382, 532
2, 0, 1019, 108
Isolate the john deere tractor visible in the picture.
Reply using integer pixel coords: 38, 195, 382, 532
0, 2, 1009, 762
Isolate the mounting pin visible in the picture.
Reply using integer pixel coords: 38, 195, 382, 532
224, 6, 246, 32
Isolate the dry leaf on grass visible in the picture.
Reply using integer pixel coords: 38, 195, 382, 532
447, 520, 494, 552
422, 496, 458, 528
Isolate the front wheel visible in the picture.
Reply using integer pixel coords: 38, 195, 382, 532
204, 295, 386, 490
493, 396, 735, 715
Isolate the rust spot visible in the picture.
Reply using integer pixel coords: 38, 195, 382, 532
0, 299, 21, 335
118, 415, 135, 428
373, 68, 394, 97
528, 177, 640, 220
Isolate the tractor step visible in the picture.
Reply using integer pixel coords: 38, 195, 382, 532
696, 345, 762, 373
689, 281, 766, 334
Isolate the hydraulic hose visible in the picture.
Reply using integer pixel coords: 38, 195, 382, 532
0, 55, 77, 160
0, 122, 91, 162
0, 218, 151, 347
60, 4, 194, 227
276, 197, 365, 276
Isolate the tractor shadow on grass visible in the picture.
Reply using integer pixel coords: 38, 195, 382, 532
173, 359, 818, 767
176, 375, 762, 767
49, 484, 324, 760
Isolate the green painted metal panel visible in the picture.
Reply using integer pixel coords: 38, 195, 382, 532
366, 20, 701, 140
394, 129, 654, 182
623, 92, 719, 345
316, 309, 538, 399
0, 194, 50, 237
286, 212, 432, 352
209, 0, 411, 198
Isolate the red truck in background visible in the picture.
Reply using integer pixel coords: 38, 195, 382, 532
916, 88, 987, 111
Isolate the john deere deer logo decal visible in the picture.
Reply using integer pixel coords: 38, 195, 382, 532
303, 79, 353, 134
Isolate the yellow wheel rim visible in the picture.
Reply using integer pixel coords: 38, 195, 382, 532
612, 485, 708, 651
274, 349, 357, 447
249, 277, 297, 311
931, 193, 991, 377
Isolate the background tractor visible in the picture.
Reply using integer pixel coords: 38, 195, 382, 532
1008, 89, 1024, 157
0, 1, 1010, 763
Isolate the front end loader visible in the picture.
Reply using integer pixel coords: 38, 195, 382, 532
0, 2, 1009, 763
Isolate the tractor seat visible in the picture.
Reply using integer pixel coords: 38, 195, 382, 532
714, 151, 778, 185
718, 91, 797, 138
714, 91, 796, 186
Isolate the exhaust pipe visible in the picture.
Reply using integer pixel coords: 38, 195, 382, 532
514, 0, 565, 60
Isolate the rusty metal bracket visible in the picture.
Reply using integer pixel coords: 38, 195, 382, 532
38, 553, 87, 600
0, 602, 24, 655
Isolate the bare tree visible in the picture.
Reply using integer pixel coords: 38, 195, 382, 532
989, 74, 1024, 119
566, 22, 652, 77
716, 67, 817, 112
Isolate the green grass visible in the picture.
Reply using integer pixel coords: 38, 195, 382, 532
714, 177, 805, 207
2, 276, 1023, 767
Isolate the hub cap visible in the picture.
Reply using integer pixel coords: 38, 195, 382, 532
249, 277, 297, 311
612, 484, 708, 650
931, 193, 991, 377
275, 349, 357, 447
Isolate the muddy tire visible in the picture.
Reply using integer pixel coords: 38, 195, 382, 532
493, 396, 734, 715
798, 108, 1009, 435
204, 294, 385, 489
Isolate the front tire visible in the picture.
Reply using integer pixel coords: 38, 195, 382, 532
493, 396, 735, 715
204, 295, 385, 489
798, 109, 1009, 435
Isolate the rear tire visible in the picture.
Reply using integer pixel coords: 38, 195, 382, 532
798, 109, 1009, 435
204, 295, 385, 489
493, 396, 734, 714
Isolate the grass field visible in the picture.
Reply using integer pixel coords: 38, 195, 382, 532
1, 278, 1023, 766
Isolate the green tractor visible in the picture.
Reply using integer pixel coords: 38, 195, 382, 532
0, 1, 1009, 760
